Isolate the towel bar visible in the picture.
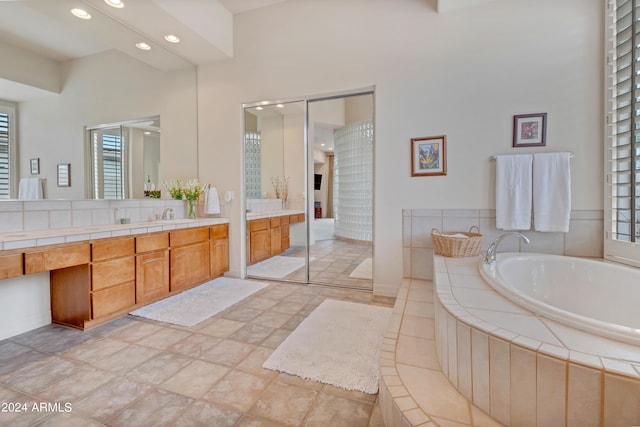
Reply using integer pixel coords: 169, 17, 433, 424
489, 152, 574, 161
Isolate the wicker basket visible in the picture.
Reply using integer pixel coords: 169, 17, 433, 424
431, 226, 483, 257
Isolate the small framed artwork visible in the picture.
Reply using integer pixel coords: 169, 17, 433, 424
411, 135, 447, 177
513, 113, 547, 147
30, 158, 39, 175
57, 163, 70, 187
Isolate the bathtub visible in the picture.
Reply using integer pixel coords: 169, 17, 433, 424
479, 252, 640, 346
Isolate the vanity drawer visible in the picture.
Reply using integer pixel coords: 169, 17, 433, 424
210, 224, 228, 240
270, 217, 280, 227
91, 281, 135, 319
280, 215, 290, 225
0, 253, 23, 279
92, 237, 134, 262
25, 243, 90, 274
249, 218, 270, 232
170, 227, 209, 247
92, 257, 135, 291
136, 232, 169, 253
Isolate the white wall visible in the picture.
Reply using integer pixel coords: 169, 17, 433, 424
197, 0, 602, 296
17, 50, 198, 199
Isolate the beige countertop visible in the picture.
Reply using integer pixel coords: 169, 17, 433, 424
246, 209, 305, 220
0, 218, 229, 251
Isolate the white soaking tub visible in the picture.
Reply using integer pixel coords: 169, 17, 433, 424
479, 252, 640, 345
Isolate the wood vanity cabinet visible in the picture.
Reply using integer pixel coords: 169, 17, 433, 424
247, 214, 302, 265
0, 252, 23, 279
91, 236, 135, 319
248, 218, 271, 265
170, 227, 210, 291
210, 224, 229, 278
135, 232, 169, 304
4, 222, 229, 330
270, 217, 281, 256
280, 215, 290, 251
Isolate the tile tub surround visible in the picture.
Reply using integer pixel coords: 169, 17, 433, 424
0, 199, 190, 235
378, 278, 503, 427
433, 255, 640, 427
402, 209, 604, 281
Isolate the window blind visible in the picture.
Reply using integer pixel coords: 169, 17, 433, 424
610, 0, 639, 243
101, 134, 124, 200
0, 111, 9, 199
604, 0, 640, 266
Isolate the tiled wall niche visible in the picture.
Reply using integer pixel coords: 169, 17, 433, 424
0, 199, 188, 233
402, 209, 603, 280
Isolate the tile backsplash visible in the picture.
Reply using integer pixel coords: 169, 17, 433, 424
0, 199, 189, 233
402, 209, 603, 280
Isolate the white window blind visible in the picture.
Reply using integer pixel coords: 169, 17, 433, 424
0, 103, 15, 200
91, 128, 127, 200
605, 0, 640, 265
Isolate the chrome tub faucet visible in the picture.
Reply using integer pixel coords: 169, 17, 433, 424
483, 232, 530, 264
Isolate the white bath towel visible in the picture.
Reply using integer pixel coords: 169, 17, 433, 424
495, 154, 532, 230
18, 178, 44, 200
204, 186, 221, 215
533, 152, 571, 232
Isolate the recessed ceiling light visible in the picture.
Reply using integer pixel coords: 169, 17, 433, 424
164, 34, 180, 43
255, 106, 263, 111
144, 131, 151, 135
104, 0, 124, 8
71, 8, 91, 19
329, 147, 334, 150
276, 104, 284, 108
321, 143, 325, 146
260, 101, 269, 105
136, 42, 151, 51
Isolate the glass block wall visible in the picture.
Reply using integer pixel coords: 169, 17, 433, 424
245, 132, 262, 199
333, 120, 373, 242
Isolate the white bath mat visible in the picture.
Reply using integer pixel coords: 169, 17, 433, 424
349, 258, 373, 280
263, 299, 392, 394
247, 256, 311, 279
129, 278, 268, 327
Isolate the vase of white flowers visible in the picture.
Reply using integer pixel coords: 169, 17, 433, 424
182, 179, 203, 219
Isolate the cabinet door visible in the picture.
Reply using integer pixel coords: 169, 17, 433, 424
170, 242, 209, 291
249, 229, 271, 265
210, 238, 229, 278
136, 249, 169, 303
270, 226, 281, 256
281, 224, 290, 251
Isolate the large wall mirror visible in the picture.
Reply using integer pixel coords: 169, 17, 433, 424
86, 116, 161, 199
243, 90, 374, 290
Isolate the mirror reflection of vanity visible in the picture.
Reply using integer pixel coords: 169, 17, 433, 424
244, 101, 307, 268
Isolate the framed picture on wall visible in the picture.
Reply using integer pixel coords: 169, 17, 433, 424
30, 158, 39, 175
513, 113, 547, 147
411, 135, 447, 177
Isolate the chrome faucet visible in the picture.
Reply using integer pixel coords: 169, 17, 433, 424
483, 232, 530, 264
161, 208, 174, 220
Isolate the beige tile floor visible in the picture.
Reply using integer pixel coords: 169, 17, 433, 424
282, 237, 373, 290
0, 281, 393, 427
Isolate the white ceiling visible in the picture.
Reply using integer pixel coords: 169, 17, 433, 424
0, 0, 287, 66
0, 0, 287, 101
0, 0, 486, 101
